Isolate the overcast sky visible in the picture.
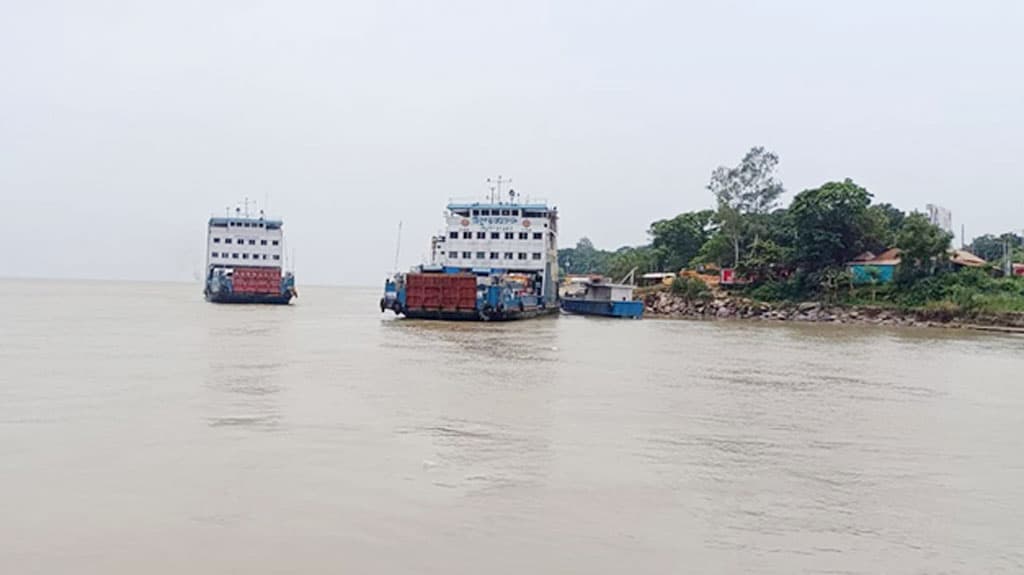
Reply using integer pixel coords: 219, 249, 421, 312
2, 0, 1021, 285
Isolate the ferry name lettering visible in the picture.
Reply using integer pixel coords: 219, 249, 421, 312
472, 216, 519, 226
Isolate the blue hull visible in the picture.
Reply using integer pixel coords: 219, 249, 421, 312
560, 298, 644, 318
205, 291, 294, 305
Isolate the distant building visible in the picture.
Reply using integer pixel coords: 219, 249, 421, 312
926, 204, 953, 234
848, 249, 901, 284
848, 247, 987, 284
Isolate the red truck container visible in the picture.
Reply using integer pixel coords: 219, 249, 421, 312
406, 273, 477, 311
233, 267, 282, 295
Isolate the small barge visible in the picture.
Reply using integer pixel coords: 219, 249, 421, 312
560, 272, 643, 319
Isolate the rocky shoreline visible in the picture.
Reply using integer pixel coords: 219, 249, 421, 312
642, 290, 1024, 332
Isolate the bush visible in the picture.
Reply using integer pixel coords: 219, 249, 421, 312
670, 276, 712, 301
894, 268, 1024, 313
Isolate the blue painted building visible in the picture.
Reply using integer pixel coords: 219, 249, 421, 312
848, 249, 901, 285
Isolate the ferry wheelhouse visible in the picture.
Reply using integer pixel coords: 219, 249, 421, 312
382, 187, 559, 321
204, 205, 296, 304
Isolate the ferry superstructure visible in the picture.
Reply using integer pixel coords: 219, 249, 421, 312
382, 184, 559, 320
204, 205, 296, 304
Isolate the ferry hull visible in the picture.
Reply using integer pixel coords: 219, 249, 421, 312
383, 299, 558, 321
561, 298, 644, 319
205, 291, 294, 305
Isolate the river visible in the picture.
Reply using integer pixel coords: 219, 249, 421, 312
2, 279, 1022, 574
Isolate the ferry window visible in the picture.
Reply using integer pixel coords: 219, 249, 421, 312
262, 254, 268, 260
518, 252, 527, 260
462, 252, 472, 259
519, 232, 529, 240
224, 238, 232, 244
449, 232, 458, 239
490, 232, 500, 239
248, 239, 256, 245
273, 255, 281, 260
260, 240, 267, 245
475, 251, 485, 259
244, 223, 250, 227
471, 210, 479, 216
501, 209, 510, 216
213, 238, 221, 243
511, 210, 519, 216
481, 209, 491, 216
533, 232, 543, 240
504, 232, 514, 240
476, 232, 486, 239
232, 253, 239, 259
448, 251, 458, 258
242, 254, 249, 259
211, 252, 218, 258
532, 252, 542, 260
272, 240, 279, 246
490, 252, 499, 259
504, 252, 514, 259
462, 232, 472, 239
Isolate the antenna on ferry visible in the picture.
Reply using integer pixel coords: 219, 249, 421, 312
392, 221, 403, 272
243, 197, 250, 217
486, 175, 511, 203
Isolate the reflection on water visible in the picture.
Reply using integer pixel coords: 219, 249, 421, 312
1, 280, 1024, 574
200, 307, 295, 432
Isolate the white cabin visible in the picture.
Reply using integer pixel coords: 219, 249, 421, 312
206, 216, 285, 270
427, 196, 559, 300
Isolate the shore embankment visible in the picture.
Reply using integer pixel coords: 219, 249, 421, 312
643, 290, 1024, 333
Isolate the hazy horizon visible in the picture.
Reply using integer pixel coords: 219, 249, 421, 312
3, 0, 1022, 285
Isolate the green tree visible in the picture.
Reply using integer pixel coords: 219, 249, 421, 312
863, 204, 901, 252
740, 238, 792, 280
558, 238, 612, 275
789, 179, 878, 271
871, 203, 906, 240
648, 210, 715, 272
707, 147, 785, 266
897, 212, 952, 279
606, 246, 658, 281
969, 233, 1023, 262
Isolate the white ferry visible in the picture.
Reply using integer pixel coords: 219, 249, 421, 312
381, 181, 559, 321
204, 203, 296, 304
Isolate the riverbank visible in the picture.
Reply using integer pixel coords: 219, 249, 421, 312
643, 290, 1024, 333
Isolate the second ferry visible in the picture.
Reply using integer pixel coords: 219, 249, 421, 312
381, 182, 559, 321
203, 202, 297, 304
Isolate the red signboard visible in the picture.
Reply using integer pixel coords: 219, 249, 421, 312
720, 268, 735, 285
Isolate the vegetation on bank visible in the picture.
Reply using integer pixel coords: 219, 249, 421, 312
559, 147, 1024, 315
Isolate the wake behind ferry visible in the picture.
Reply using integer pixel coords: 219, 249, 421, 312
203, 204, 296, 304
381, 183, 559, 321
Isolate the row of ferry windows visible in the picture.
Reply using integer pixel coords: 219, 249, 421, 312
212, 238, 280, 246
450, 231, 543, 240
449, 251, 542, 261
210, 252, 281, 260
465, 209, 547, 218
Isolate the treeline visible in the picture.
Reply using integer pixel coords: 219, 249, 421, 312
559, 147, 1024, 298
